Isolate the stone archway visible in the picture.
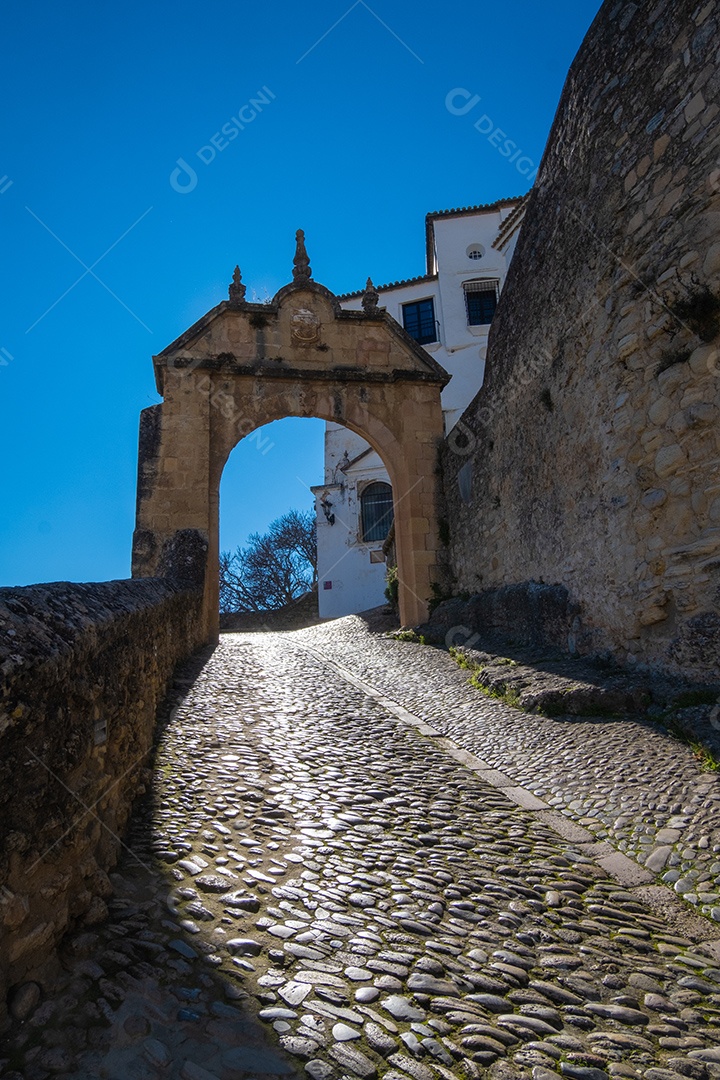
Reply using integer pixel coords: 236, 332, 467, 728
132, 233, 449, 641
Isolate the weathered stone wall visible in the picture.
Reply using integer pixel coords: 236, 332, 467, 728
442, 0, 720, 679
134, 277, 449, 634
0, 576, 205, 1027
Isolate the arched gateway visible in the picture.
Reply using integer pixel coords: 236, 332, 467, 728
132, 232, 449, 641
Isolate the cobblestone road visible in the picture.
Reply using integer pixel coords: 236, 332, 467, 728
4, 630, 720, 1080
297, 619, 720, 924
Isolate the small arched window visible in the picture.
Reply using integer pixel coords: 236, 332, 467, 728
360, 482, 394, 543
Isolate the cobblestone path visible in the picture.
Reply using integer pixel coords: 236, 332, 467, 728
3, 631, 720, 1080
297, 618, 720, 925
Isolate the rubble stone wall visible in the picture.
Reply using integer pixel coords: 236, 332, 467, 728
0, 578, 204, 1027
442, 0, 720, 679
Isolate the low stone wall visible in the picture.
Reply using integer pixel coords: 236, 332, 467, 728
419, 583, 581, 652
219, 589, 320, 632
0, 577, 205, 1028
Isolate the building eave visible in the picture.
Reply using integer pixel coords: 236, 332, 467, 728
338, 273, 437, 302
492, 194, 530, 252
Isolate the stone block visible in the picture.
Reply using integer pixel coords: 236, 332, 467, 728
504, 787, 550, 810
181, 1063, 221, 1080
702, 241, 720, 277
645, 845, 673, 872
8, 921, 55, 963
689, 344, 719, 375
648, 397, 672, 425
654, 444, 686, 477
642, 488, 667, 509
685, 91, 705, 121
2, 893, 29, 930
597, 851, 654, 886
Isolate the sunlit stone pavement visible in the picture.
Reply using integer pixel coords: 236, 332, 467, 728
297, 618, 720, 924
3, 626, 720, 1079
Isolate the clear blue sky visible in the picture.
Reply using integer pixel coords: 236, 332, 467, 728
0, 0, 601, 585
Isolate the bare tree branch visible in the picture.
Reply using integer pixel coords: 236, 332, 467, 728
219, 509, 317, 613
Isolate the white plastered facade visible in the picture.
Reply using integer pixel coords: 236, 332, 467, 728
313, 198, 526, 618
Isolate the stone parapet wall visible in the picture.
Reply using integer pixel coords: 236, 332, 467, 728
0, 578, 205, 1027
442, 0, 720, 678
419, 583, 580, 651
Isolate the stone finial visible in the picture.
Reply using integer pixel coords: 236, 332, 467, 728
362, 276, 379, 314
229, 265, 247, 303
292, 229, 312, 281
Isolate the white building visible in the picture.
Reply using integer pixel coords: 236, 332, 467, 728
312, 196, 527, 619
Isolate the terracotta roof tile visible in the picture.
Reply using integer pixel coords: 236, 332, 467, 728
338, 273, 436, 302
425, 195, 526, 220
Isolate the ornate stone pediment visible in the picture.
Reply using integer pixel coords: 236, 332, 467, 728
151, 230, 450, 390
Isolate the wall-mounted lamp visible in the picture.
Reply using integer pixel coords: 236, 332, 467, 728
320, 497, 335, 525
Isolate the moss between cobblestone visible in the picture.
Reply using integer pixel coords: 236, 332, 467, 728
468, 672, 522, 711
448, 646, 475, 671
449, 646, 566, 715
444, 642, 720, 762
389, 629, 426, 645
655, 710, 720, 774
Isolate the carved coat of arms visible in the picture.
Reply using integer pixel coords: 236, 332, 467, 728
291, 308, 321, 347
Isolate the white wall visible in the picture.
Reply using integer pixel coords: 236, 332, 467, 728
314, 202, 524, 619
343, 204, 518, 431
312, 425, 391, 618
433, 210, 511, 425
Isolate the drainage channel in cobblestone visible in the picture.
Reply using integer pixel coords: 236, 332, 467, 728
3, 632, 720, 1080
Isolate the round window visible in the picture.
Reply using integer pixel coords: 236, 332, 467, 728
466, 245, 484, 260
